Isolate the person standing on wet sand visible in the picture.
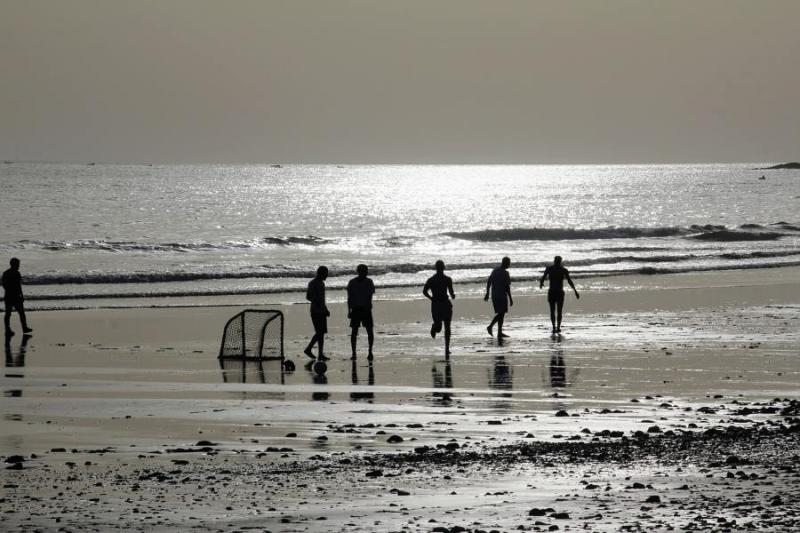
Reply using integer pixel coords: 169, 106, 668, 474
3, 258, 32, 338
347, 264, 375, 361
304, 266, 330, 361
539, 256, 579, 333
484, 256, 513, 338
423, 260, 455, 357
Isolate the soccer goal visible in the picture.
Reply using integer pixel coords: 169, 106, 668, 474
218, 309, 284, 361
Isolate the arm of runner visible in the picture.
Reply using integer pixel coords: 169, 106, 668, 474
566, 272, 579, 299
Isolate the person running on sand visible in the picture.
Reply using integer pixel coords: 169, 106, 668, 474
484, 256, 513, 338
304, 266, 330, 361
423, 260, 455, 357
347, 264, 375, 361
3, 258, 32, 338
539, 256, 579, 333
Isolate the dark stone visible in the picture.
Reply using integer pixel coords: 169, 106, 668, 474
387, 435, 403, 443
645, 495, 661, 503
555, 410, 569, 417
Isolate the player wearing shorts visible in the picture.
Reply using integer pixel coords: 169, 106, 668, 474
304, 266, 330, 361
539, 256, 579, 333
484, 256, 513, 338
347, 264, 375, 361
423, 260, 456, 357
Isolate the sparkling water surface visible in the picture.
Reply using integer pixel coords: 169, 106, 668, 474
1, 163, 798, 307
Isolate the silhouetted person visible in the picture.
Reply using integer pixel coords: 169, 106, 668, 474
423, 260, 455, 357
539, 256, 579, 333
304, 266, 329, 361
347, 264, 375, 361
485, 256, 513, 338
3, 258, 32, 337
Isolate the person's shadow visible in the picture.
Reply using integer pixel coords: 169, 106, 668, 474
4, 334, 29, 397
489, 355, 513, 410
431, 360, 453, 404
549, 346, 566, 388
219, 358, 288, 384
349, 360, 375, 402
310, 365, 330, 401
5, 334, 29, 368
547, 335, 579, 388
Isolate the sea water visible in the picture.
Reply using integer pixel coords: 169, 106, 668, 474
1, 162, 798, 309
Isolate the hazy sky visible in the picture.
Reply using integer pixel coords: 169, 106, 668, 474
2, 1, 798, 164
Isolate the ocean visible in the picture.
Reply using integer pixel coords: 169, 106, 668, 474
2, 162, 799, 309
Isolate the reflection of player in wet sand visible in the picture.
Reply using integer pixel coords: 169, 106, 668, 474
431, 360, 453, 404
539, 256, 579, 333
423, 260, 455, 357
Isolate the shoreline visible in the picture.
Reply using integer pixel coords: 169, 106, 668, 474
18, 263, 800, 313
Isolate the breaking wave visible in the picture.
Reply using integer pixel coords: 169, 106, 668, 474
688, 230, 785, 241
2, 236, 332, 253
20, 249, 800, 286
444, 224, 795, 242
443, 227, 688, 241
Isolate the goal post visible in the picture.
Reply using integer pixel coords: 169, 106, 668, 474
218, 309, 284, 361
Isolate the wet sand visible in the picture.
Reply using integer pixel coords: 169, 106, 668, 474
2, 267, 799, 531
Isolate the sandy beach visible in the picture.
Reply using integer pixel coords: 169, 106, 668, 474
2, 267, 799, 531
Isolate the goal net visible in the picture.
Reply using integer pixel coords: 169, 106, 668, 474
218, 309, 284, 361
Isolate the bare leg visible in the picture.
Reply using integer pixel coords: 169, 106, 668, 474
556, 299, 564, 331
350, 327, 358, 359
496, 313, 507, 337
487, 314, 499, 336
317, 334, 325, 359
548, 301, 557, 332
366, 326, 374, 358
18, 303, 30, 332
305, 333, 318, 357
3, 307, 11, 334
